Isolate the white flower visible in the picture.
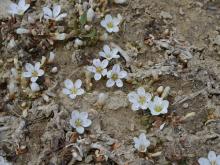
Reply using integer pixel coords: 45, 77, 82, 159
22, 62, 44, 82
149, 96, 169, 116
74, 38, 83, 48
99, 45, 120, 61
16, 28, 29, 34
87, 8, 95, 22
70, 110, 92, 134
198, 151, 220, 165
114, 0, 127, 4
54, 33, 66, 40
128, 87, 152, 111
106, 64, 127, 88
8, 0, 30, 16
87, 59, 108, 81
62, 79, 85, 99
30, 82, 40, 92
0, 156, 11, 165
133, 133, 150, 153
100, 14, 121, 33
43, 5, 67, 21
48, 52, 56, 64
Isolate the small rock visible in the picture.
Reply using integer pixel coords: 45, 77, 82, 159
160, 11, 172, 19
183, 103, 189, 109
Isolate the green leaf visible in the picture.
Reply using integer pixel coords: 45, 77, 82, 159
83, 29, 97, 39
79, 12, 87, 26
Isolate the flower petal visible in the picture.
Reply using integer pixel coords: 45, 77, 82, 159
106, 79, 115, 87
101, 59, 109, 68
64, 79, 73, 89
112, 64, 120, 73
43, 7, 52, 17
53, 5, 61, 18
216, 155, 220, 165
30, 82, 40, 92
105, 14, 112, 22
116, 79, 123, 87
76, 126, 84, 134
93, 59, 101, 67
77, 88, 85, 95
87, 66, 96, 73
37, 69, 44, 77
69, 94, 76, 99
198, 158, 211, 165
74, 79, 82, 88
100, 20, 107, 28
113, 18, 120, 25
79, 112, 88, 119
25, 63, 34, 72
103, 45, 111, 54
131, 103, 140, 111
137, 87, 145, 96
94, 73, 102, 81
18, 0, 25, 7
22, 72, 31, 78
31, 77, 38, 82
208, 151, 217, 162
112, 26, 119, 33
55, 13, 67, 21
82, 119, 92, 127
128, 92, 138, 103
35, 62, 41, 70
99, 51, 107, 59
71, 110, 80, 119
118, 71, 127, 79
70, 119, 76, 128
62, 88, 71, 95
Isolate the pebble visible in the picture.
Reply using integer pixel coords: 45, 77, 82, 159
160, 11, 173, 19
183, 103, 189, 109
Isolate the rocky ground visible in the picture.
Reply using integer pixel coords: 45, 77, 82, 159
0, 0, 220, 165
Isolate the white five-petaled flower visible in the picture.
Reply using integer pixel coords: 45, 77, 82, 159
70, 110, 92, 134
133, 133, 150, 153
8, 0, 30, 16
87, 59, 109, 81
100, 14, 121, 33
43, 5, 67, 21
106, 64, 127, 88
149, 96, 169, 116
198, 151, 220, 165
62, 79, 85, 99
22, 62, 44, 82
99, 45, 120, 61
128, 87, 152, 111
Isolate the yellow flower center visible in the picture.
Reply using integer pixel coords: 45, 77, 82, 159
96, 67, 103, 73
71, 88, 77, 94
75, 119, 82, 127
18, 9, 24, 15
138, 96, 146, 105
112, 73, 118, 81
107, 22, 113, 29
155, 105, 163, 112
32, 71, 38, 77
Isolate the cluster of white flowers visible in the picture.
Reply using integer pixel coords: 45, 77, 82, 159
198, 151, 220, 165
87, 45, 127, 87
22, 62, 44, 92
70, 110, 92, 134
128, 87, 169, 116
